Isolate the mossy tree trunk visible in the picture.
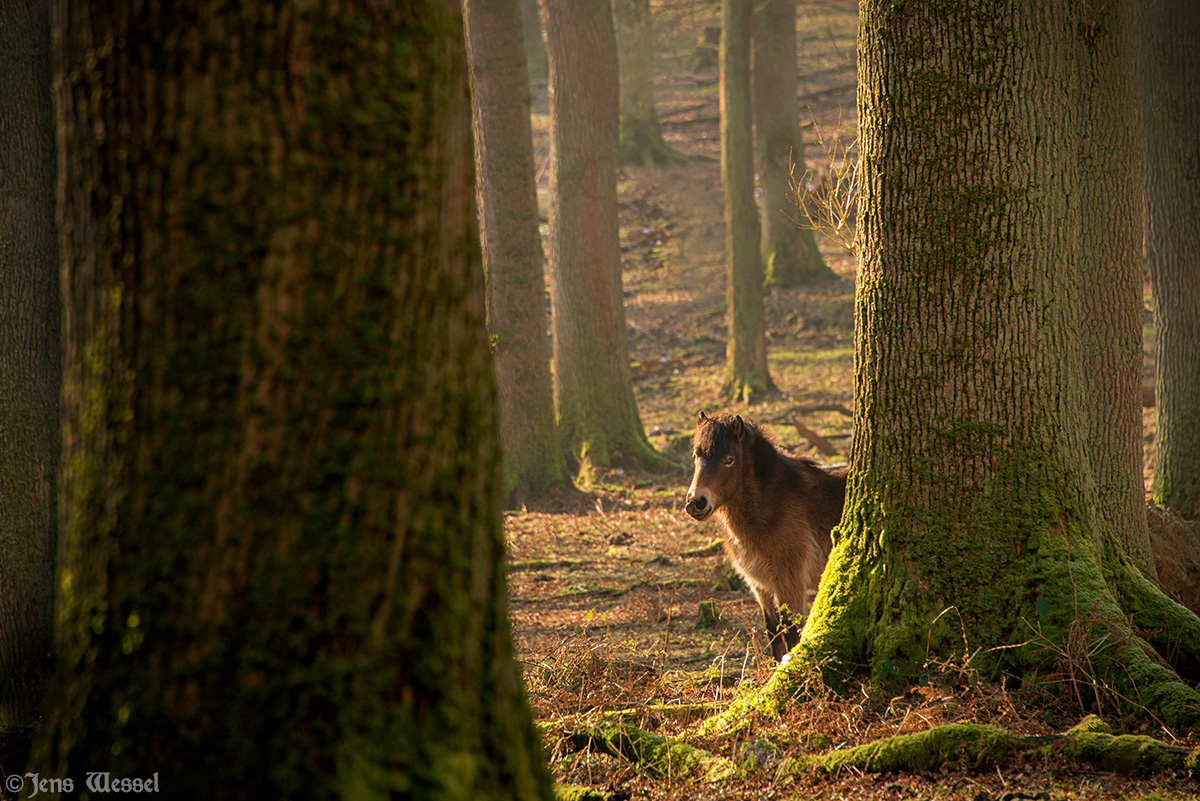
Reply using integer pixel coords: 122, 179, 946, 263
520, 0, 548, 84
0, 0, 59, 727
465, 0, 570, 503
752, 0, 833, 288
544, 0, 670, 473
800, 0, 1200, 728
1140, 0, 1200, 522
1076, 0, 1154, 577
614, 0, 684, 166
30, 3, 556, 798
721, 0, 774, 403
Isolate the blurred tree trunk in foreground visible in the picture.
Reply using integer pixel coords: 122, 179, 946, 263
1140, 0, 1200, 522
797, 0, 1200, 728
545, 0, 670, 473
465, 0, 570, 502
30, 3, 555, 798
721, 0, 774, 402
614, 0, 685, 166
0, 0, 59, 728
520, 0, 548, 83
1076, 0, 1153, 576
753, 0, 833, 288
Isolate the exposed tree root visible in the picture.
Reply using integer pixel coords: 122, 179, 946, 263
776, 723, 1018, 777
788, 414, 838, 456
619, 116, 694, 167
556, 715, 1200, 784
776, 716, 1200, 779
558, 720, 736, 782
1108, 554, 1200, 682
555, 784, 620, 801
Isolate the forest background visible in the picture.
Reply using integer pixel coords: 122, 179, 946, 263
491, 1, 1200, 800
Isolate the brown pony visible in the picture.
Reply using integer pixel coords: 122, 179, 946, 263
685, 411, 847, 661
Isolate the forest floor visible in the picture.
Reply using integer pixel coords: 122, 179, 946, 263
508, 2, 1194, 799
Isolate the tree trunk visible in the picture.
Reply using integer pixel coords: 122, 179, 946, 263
722, 0, 774, 402
1140, 0, 1200, 522
614, 0, 684, 166
465, 0, 570, 503
31, 3, 555, 798
545, 0, 670, 473
0, 0, 59, 727
1076, 0, 1154, 577
752, 0, 834, 288
798, 0, 1200, 728
520, 0, 548, 84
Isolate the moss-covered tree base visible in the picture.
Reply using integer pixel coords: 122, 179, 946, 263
619, 115, 692, 167
570, 434, 678, 483
721, 368, 776, 406
762, 243, 838, 289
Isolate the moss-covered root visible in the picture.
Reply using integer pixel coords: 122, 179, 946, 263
773, 717, 1199, 780
1107, 634, 1200, 730
618, 116, 694, 167
1110, 555, 1200, 682
564, 721, 736, 782
774, 724, 1017, 779
1062, 716, 1198, 775
555, 785, 617, 801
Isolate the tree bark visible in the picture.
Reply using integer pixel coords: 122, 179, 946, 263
722, 0, 774, 402
31, 3, 555, 798
752, 0, 834, 287
465, 0, 570, 502
797, 0, 1200, 728
1140, 0, 1200, 522
0, 0, 59, 727
614, 0, 685, 166
545, 0, 669, 473
1076, 0, 1153, 577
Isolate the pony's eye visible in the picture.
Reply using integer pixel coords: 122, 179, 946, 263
724, 456, 735, 467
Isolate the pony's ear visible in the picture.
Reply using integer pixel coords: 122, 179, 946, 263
697, 410, 708, 423
732, 415, 744, 439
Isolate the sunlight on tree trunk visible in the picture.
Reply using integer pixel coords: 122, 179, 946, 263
721, 0, 774, 403
465, 0, 570, 503
753, 0, 834, 288
0, 0, 59, 728
1076, 0, 1154, 578
31, 3, 555, 797
1140, 0, 1200, 522
545, 0, 671, 474
614, 0, 687, 167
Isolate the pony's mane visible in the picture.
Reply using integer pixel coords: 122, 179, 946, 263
693, 413, 775, 454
